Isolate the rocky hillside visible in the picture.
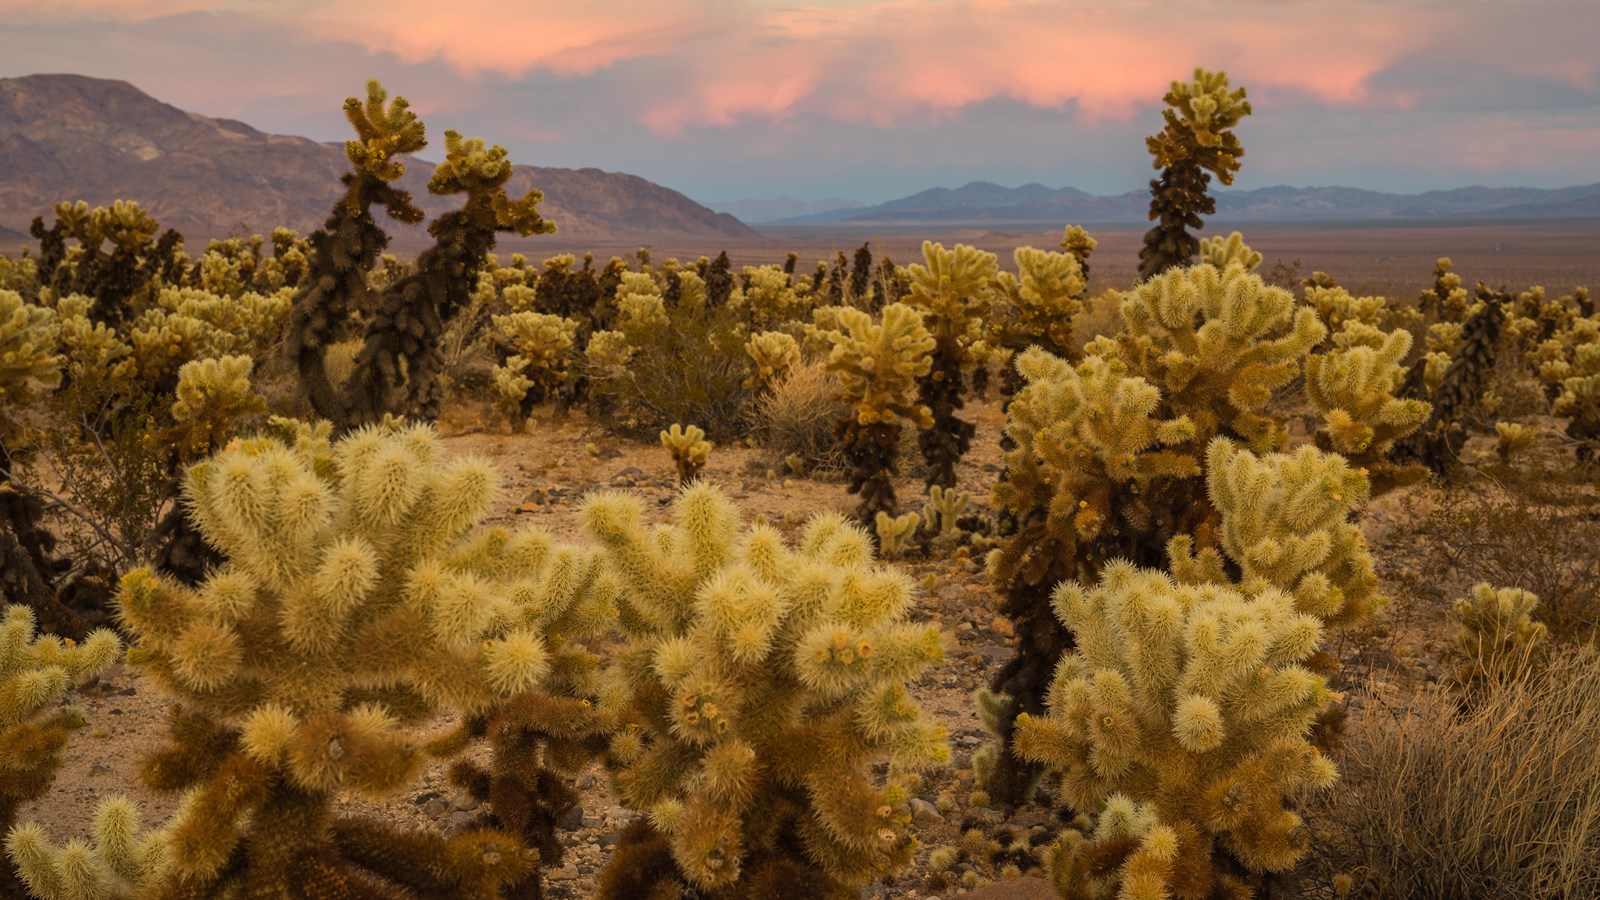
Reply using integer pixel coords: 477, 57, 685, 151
0, 74, 757, 243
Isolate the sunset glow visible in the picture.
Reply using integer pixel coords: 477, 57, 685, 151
0, 0, 1594, 202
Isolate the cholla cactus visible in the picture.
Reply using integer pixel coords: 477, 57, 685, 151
874, 510, 921, 559
488, 311, 579, 422
109, 424, 582, 896
1117, 263, 1325, 453
7, 798, 165, 900
744, 330, 801, 394
905, 242, 998, 487
1304, 328, 1430, 491
819, 303, 935, 521
1452, 583, 1545, 684
661, 423, 712, 485
1014, 563, 1338, 899
284, 79, 426, 426
1059, 225, 1098, 282
731, 265, 808, 331
0, 290, 63, 443
1495, 421, 1538, 463
154, 355, 268, 466
1395, 285, 1507, 473
1171, 440, 1381, 631
1198, 231, 1262, 273
1304, 285, 1388, 341
0, 605, 120, 840
1418, 257, 1470, 324
1138, 70, 1252, 280
1552, 340, 1600, 459
920, 485, 970, 537
981, 350, 1202, 801
992, 246, 1087, 382
582, 486, 947, 898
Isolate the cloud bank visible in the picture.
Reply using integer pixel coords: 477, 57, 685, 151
0, 0, 1595, 201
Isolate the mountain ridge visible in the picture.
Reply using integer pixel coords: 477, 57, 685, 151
0, 73, 757, 244
777, 179, 1600, 225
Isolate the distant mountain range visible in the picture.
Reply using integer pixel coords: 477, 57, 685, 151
0, 74, 756, 244
707, 196, 864, 223
774, 180, 1600, 225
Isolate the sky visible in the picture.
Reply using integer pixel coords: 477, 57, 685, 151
1, 0, 1596, 206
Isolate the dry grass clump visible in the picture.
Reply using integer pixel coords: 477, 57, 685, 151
754, 360, 847, 473
1306, 645, 1600, 899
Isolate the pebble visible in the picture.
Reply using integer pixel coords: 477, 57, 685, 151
422, 798, 449, 819
909, 798, 944, 824
559, 805, 584, 830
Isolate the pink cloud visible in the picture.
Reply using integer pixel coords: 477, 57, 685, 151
7, 0, 1596, 139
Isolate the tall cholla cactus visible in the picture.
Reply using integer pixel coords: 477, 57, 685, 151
98, 425, 574, 896
981, 350, 1203, 802
1014, 563, 1338, 900
0, 606, 120, 848
819, 304, 935, 522
1116, 261, 1326, 452
488, 311, 579, 424
1138, 70, 1252, 281
285, 79, 426, 428
582, 485, 948, 899
904, 242, 998, 487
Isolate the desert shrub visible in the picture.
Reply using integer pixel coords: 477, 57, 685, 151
585, 271, 753, 440
1306, 646, 1600, 899
755, 361, 848, 474
1400, 470, 1600, 640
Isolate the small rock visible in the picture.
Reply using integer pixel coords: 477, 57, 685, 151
611, 467, 648, 487
116, 686, 137, 697
989, 616, 1014, 638
422, 798, 449, 819
576, 773, 597, 790
548, 865, 578, 882
909, 797, 944, 825
558, 805, 584, 831
453, 795, 480, 812
413, 791, 443, 806
88, 763, 112, 777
